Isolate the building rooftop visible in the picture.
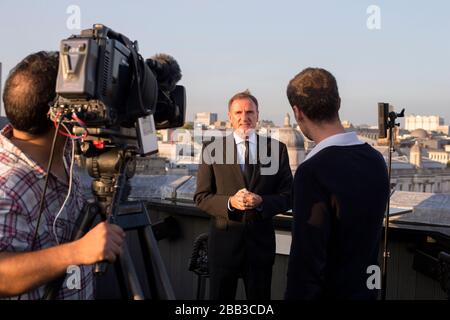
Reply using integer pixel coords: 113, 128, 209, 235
76, 168, 450, 231
74, 166, 450, 299
275, 127, 305, 149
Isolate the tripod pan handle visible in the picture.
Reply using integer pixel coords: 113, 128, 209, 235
94, 261, 108, 275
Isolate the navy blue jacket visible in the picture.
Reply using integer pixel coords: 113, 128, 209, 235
286, 144, 389, 299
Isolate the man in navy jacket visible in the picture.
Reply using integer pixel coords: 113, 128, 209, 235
285, 68, 389, 300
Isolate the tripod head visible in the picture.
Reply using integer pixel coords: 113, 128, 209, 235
85, 147, 137, 219
387, 108, 405, 131
79, 144, 139, 275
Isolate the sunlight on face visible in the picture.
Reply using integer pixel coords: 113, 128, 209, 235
228, 98, 259, 137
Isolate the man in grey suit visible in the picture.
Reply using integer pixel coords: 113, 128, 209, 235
194, 90, 293, 300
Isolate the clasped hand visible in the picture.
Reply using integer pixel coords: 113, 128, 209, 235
230, 188, 262, 211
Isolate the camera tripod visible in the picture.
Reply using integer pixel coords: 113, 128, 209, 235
43, 147, 175, 300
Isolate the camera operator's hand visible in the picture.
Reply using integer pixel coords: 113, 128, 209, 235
73, 221, 126, 265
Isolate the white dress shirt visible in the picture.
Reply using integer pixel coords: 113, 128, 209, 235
228, 130, 262, 212
233, 130, 257, 170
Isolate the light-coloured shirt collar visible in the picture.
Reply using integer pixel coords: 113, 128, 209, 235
233, 130, 257, 145
303, 131, 364, 163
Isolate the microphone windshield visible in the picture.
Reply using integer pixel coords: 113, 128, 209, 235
147, 53, 182, 92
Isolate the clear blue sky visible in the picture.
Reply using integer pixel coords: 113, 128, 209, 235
1, 0, 449, 126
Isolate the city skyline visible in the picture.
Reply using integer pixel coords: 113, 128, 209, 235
189, 111, 449, 129
1, 0, 449, 126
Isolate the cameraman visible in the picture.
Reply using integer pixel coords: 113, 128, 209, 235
0, 51, 125, 299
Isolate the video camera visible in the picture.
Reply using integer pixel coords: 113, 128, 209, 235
51, 24, 186, 155
41, 25, 184, 299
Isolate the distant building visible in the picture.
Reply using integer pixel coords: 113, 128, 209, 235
212, 120, 229, 129
409, 141, 422, 168
387, 141, 450, 193
392, 165, 450, 193
159, 129, 173, 142
258, 120, 276, 129
271, 113, 306, 171
421, 138, 450, 150
428, 149, 450, 165
410, 128, 429, 140
368, 138, 450, 193
341, 120, 353, 129
405, 114, 449, 134
283, 113, 292, 128
194, 112, 218, 127
159, 128, 192, 144
156, 134, 201, 173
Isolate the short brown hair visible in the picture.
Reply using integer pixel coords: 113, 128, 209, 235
286, 68, 340, 122
228, 89, 259, 111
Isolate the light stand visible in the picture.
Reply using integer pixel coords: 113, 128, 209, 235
381, 107, 404, 300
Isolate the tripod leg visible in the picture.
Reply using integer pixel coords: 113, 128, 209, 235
118, 244, 146, 300
198, 276, 206, 300
196, 276, 202, 300
137, 228, 159, 299
140, 224, 176, 300
72, 203, 100, 240
113, 259, 130, 299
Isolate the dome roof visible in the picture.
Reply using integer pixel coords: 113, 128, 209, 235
276, 127, 304, 149
410, 128, 428, 139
